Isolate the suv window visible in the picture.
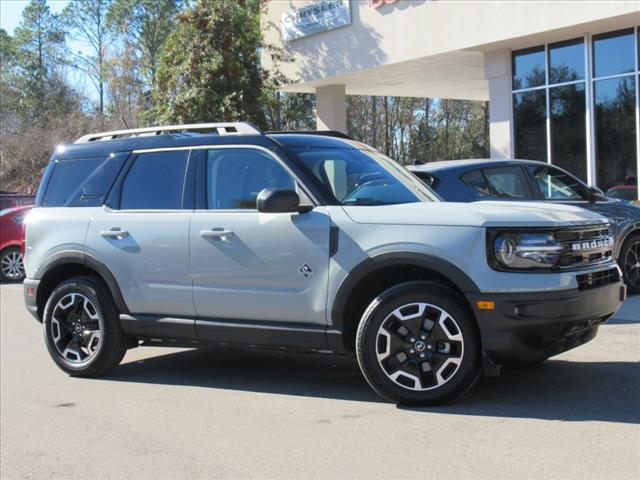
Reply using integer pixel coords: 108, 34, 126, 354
460, 169, 492, 197
528, 165, 588, 200
481, 166, 532, 198
42, 158, 104, 207
206, 149, 295, 209
289, 148, 433, 205
120, 151, 190, 210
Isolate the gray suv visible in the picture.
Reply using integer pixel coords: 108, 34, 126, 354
23, 123, 626, 405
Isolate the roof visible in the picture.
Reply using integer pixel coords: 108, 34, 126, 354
53, 132, 361, 161
409, 158, 547, 174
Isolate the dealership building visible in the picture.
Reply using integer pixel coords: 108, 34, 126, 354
263, 0, 640, 193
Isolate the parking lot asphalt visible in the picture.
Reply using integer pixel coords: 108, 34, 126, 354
1, 282, 638, 480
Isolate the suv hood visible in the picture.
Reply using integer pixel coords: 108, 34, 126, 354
342, 201, 608, 227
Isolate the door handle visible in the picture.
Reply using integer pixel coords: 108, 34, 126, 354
200, 229, 234, 240
100, 229, 129, 239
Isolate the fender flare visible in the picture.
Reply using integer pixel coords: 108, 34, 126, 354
330, 251, 480, 328
616, 221, 640, 259
35, 250, 130, 314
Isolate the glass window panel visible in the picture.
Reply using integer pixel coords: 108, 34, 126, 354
513, 89, 548, 161
206, 149, 294, 209
549, 38, 585, 84
512, 47, 546, 90
42, 157, 104, 207
527, 165, 588, 200
482, 167, 533, 199
121, 151, 189, 209
593, 28, 635, 78
460, 169, 493, 197
549, 83, 587, 181
594, 76, 637, 191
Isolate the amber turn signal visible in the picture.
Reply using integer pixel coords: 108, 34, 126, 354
475, 300, 496, 311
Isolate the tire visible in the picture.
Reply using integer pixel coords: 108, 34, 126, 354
620, 233, 640, 295
0, 246, 25, 282
356, 281, 481, 406
42, 276, 127, 377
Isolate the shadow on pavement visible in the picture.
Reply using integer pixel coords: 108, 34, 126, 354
108, 346, 639, 424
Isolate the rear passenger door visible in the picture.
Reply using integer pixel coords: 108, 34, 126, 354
85, 149, 197, 317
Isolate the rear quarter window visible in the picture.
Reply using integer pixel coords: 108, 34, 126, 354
41, 157, 105, 207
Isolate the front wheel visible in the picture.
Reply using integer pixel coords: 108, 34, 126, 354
620, 233, 640, 295
43, 276, 127, 377
356, 281, 481, 406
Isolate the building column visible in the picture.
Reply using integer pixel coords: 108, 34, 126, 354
316, 85, 347, 133
484, 49, 513, 159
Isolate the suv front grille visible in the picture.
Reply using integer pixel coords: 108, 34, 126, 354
577, 267, 620, 291
556, 224, 614, 270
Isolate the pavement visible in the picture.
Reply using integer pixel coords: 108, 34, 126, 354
1, 281, 638, 480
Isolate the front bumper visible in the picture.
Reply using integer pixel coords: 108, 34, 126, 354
468, 279, 626, 365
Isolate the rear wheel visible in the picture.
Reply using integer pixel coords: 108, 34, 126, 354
43, 276, 126, 377
356, 281, 481, 406
620, 233, 640, 295
0, 246, 25, 282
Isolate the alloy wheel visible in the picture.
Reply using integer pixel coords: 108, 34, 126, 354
375, 302, 464, 391
623, 239, 640, 289
1, 250, 25, 281
49, 293, 103, 364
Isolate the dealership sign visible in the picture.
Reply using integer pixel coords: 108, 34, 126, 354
281, 0, 351, 42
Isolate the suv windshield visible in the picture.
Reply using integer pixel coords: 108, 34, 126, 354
288, 147, 438, 205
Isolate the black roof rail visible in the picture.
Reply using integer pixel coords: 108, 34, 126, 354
266, 130, 353, 140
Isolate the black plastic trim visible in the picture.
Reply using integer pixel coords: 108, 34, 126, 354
331, 251, 480, 328
33, 250, 130, 315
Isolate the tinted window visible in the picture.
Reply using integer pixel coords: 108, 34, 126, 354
206, 149, 294, 209
461, 169, 492, 197
594, 76, 637, 191
120, 151, 190, 209
42, 157, 104, 207
512, 47, 545, 90
528, 165, 588, 200
513, 89, 547, 161
549, 38, 584, 84
549, 83, 587, 180
593, 29, 635, 78
290, 148, 434, 205
67, 153, 128, 207
482, 167, 532, 198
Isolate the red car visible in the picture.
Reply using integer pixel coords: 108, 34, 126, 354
0, 205, 32, 281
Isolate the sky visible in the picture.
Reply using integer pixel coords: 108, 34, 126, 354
1, 0, 70, 35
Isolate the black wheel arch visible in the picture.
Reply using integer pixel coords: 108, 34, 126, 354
616, 221, 640, 259
330, 251, 481, 352
34, 250, 129, 319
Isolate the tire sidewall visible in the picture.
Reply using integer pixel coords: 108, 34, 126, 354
621, 233, 640, 294
356, 281, 480, 406
43, 277, 118, 375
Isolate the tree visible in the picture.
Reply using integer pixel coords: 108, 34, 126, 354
107, 0, 181, 90
150, 0, 283, 127
11, 0, 67, 120
63, 0, 114, 116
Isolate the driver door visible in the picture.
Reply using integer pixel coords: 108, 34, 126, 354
189, 147, 331, 337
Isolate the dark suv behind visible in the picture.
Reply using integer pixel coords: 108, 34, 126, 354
409, 159, 640, 293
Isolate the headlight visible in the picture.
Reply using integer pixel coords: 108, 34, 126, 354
489, 231, 564, 270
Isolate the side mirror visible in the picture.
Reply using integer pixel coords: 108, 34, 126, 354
257, 188, 305, 213
588, 186, 604, 202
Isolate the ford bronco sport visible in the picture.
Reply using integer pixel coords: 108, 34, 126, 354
23, 122, 626, 405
